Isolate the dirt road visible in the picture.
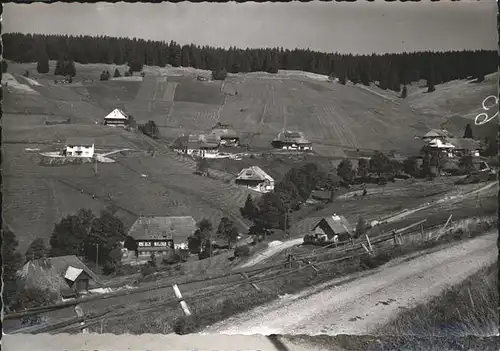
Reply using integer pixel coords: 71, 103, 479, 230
3, 333, 323, 351
206, 232, 496, 335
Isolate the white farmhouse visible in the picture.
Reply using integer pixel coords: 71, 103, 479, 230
104, 108, 129, 127
64, 137, 95, 157
235, 166, 274, 193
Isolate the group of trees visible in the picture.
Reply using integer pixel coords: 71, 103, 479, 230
2, 229, 59, 314
4, 33, 496, 90
238, 142, 484, 237
49, 207, 126, 274
187, 217, 239, 258
240, 163, 327, 235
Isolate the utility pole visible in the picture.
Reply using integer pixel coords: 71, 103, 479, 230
284, 208, 288, 239
96, 243, 99, 274
94, 156, 98, 176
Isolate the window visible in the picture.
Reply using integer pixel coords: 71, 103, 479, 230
139, 241, 151, 247
154, 241, 167, 247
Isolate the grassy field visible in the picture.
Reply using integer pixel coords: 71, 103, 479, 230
375, 261, 498, 337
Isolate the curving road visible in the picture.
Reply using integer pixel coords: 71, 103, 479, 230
205, 232, 496, 335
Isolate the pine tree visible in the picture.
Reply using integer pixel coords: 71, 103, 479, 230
240, 194, 259, 221
355, 217, 366, 238
463, 124, 473, 139
427, 80, 435, 93
37, 56, 50, 74
113, 68, 121, 78
401, 85, 408, 99
54, 59, 64, 76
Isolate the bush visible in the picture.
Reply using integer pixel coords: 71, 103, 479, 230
360, 251, 394, 269
173, 316, 199, 335
100, 70, 111, 81
140, 264, 157, 277
234, 245, 251, 257
211, 68, 228, 81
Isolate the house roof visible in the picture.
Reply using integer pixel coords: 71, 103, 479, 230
427, 138, 456, 149
66, 137, 95, 147
104, 108, 129, 120
274, 130, 311, 144
423, 129, 453, 139
127, 216, 197, 242
64, 266, 84, 282
448, 138, 482, 150
314, 215, 353, 236
210, 123, 239, 139
172, 134, 220, 149
236, 166, 274, 182
17, 255, 101, 295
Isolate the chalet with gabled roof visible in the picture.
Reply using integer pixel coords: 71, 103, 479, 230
64, 137, 95, 157
272, 130, 312, 151
172, 134, 220, 158
210, 122, 240, 147
235, 166, 274, 193
127, 215, 197, 257
104, 108, 129, 127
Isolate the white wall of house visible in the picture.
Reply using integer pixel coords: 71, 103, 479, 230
281, 144, 312, 151
187, 148, 219, 158
66, 144, 94, 157
105, 119, 126, 127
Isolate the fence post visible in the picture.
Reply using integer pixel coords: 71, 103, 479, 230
240, 272, 262, 292
365, 234, 373, 253
172, 284, 192, 316
435, 214, 453, 241
393, 231, 399, 247
74, 304, 88, 334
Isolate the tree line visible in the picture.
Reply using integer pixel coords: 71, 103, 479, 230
3, 33, 496, 91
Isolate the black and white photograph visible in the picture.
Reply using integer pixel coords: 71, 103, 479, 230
2, 0, 498, 350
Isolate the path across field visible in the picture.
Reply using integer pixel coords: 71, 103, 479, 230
205, 232, 496, 335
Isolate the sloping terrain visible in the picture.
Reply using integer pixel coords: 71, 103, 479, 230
358, 73, 498, 140
4, 62, 496, 251
205, 232, 496, 335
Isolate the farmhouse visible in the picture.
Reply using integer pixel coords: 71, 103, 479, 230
17, 255, 102, 299
447, 138, 482, 157
104, 108, 129, 127
235, 166, 275, 193
64, 137, 95, 157
210, 122, 240, 147
127, 215, 197, 257
172, 134, 220, 158
311, 214, 353, 243
271, 130, 312, 151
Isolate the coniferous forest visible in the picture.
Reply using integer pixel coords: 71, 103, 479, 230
3, 33, 498, 91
